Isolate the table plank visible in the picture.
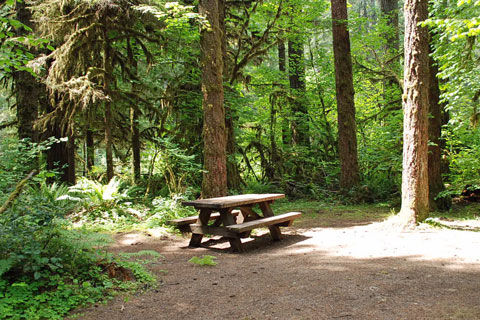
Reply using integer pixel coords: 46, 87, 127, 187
182, 193, 285, 209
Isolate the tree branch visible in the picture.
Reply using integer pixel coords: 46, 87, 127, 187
0, 120, 17, 130
0, 170, 38, 215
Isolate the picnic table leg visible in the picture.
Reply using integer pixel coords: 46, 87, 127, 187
258, 202, 282, 241
189, 208, 212, 247
219, 208, 244, 252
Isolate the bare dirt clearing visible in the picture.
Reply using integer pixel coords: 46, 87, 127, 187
75, 209, 480, 320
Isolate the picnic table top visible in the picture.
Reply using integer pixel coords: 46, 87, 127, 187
182, 193, 285, 209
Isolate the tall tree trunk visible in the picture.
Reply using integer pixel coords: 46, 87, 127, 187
267, 96, 279, 181
380, 0, 401, 110
278, 38, 289, 146
14, 1, 39, 143
200, 0, 227, 198
131, 106, 141, 183
103, 26, 114, 181
86, 128, 94, 173
104, 101, 114, 181
46, 132, 76, 184
44, 100, 76, 185
331, 0, 360, 190
428, 46, 450, 211
380, 0, 399, 53
398, 0, 430, 225
288, 36, 309, 146
219, 0, 241, 191
66, 134, 76, 184
225, 110, 242, 191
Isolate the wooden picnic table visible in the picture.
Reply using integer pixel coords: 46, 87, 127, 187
178, 193, 301, 252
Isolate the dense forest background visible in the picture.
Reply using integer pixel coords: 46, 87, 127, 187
1, 0, 479, 204
1, 0, 480, 317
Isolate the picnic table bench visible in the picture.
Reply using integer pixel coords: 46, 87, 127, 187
168, 193, 301, 252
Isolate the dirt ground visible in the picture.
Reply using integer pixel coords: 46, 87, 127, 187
74, 212, 480, 320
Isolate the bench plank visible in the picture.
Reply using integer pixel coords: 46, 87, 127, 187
226, 212, 302, 233
167, 210, 240, 226
190, 224, 240, 238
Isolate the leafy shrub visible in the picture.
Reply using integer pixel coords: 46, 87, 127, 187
0, 165, 156, 319
242, 181, 283, 194
145, 195, 197, 228
0, 200, 158, 320
59, 177, 142, 224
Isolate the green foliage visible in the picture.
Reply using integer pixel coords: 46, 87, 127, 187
145, 195, 197, 228
188, 255, 217, 266
0, 1, 51, 77
0, 195, 157, 319
60, 177, 139, 224
145, 137, 203, 198
116, 250, 163, 286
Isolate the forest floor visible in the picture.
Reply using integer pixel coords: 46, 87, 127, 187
72, 202, 480, 320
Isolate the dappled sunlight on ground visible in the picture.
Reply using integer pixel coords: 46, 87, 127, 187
279, 222, 480, 270
76, 215, 480, 320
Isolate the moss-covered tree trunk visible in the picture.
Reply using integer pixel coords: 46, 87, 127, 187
398, 0, 430, 225
331, 0, 360, 190
200, 0, 227, 198
14, 1, 39, 143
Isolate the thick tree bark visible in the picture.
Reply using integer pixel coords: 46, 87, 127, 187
398, 0, 430, 225
200, 0, 227, 198
41, 94, 76, 184
288, 36, 309, 146
331, 0, 360, 190
428, 48, 450, 211
14, 1, 39, 143
46, 125, 76, 185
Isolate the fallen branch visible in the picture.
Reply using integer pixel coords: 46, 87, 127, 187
0, 120, 17, 130
0, 170, 38, 215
